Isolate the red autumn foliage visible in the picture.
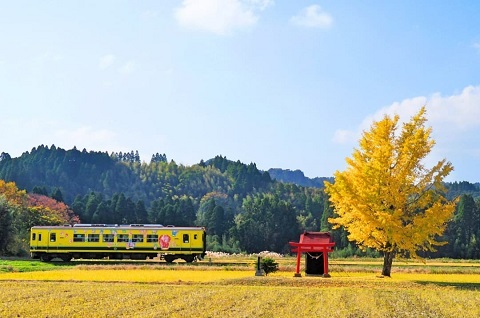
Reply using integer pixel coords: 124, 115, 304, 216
27, 193, 80, 224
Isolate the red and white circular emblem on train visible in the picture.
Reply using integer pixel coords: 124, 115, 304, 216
159, 235, 171, 250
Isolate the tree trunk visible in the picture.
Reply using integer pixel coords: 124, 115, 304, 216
381, 250, 395, 277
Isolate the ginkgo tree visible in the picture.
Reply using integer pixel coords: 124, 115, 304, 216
325, 107, 456, 277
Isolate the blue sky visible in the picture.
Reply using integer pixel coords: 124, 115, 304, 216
1, 1, 480, 182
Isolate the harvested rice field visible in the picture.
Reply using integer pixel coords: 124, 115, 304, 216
1, 257, 480, 317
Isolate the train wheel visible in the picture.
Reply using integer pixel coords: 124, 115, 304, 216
40, 254, 52, 262
164, 255, 175, 263
183, 255, 195, 263
61, 254, 72, 262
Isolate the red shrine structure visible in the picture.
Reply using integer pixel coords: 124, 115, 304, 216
289, 231, 335, 277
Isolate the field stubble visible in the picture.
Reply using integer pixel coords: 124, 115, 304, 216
1, 256, 480, 317
1, 279, 479, 318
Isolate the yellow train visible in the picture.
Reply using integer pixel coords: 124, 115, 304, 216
30, 224, 206, 263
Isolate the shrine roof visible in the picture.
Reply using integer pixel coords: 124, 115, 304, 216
299, 231, 333, 244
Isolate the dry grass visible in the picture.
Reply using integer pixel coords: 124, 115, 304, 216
0, 268, 254, 283
2, 257, 480, 317
1, 278, 479, 318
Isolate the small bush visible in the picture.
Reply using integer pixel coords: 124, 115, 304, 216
261, 257, 279, 276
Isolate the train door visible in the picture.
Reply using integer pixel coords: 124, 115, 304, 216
182, 232, 192, 251
32, 229, 46, 250
48, 230, 57, 251
31, 230, 40, 250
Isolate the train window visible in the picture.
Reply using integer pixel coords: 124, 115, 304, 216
147, 234, 158, 242
183, 234, 189, 243
117, 234, 129, 242
38, 234, 42, 241
32, 233, 36, 241
194, 234, 198, 240
73, 234, 85, 242
132, 234, 144, 243
50, 233, 56, 242
103, 234, 114, 242
87, 234, 100, 242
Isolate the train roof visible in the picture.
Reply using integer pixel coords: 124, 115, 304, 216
31, 224, 205, 230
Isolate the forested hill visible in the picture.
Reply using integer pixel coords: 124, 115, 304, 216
2, 145, 480, 257
0, 145, 327, 254
0, 146, 145, 204
0, 145, 274, 206
268, 168, 480, 199
2, 145, 476, 204
268, 168, 333, 188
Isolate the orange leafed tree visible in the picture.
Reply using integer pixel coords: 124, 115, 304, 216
325, 107, 455, 277
0, 180, 27, 206
0, 180, 78, 226
0, 180, 79, 255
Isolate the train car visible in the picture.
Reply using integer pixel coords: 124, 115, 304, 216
30, 224, 206, 263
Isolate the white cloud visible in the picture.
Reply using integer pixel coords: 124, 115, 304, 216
428, 86, 480, 130
99, 55, 136, 75
290, 5, 333, 29
473, 42, 480, 53
330, 85, 480, 182
0, 118, 120, 158
246, 0, 274, 11
99, 54, 116, 70
141, 10, 159, 20
118, 61, 136, 74
333, 85, 480, 145
175, 0, 273, 35
54, 126, 117, 148
358, 96, 428, 134
333, 129, 356, 144
368, 86, 480, 131
52, 126, 115, 149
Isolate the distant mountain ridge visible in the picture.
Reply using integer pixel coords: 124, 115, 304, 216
268, 168, 333, 188
1, 145, 478, 201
